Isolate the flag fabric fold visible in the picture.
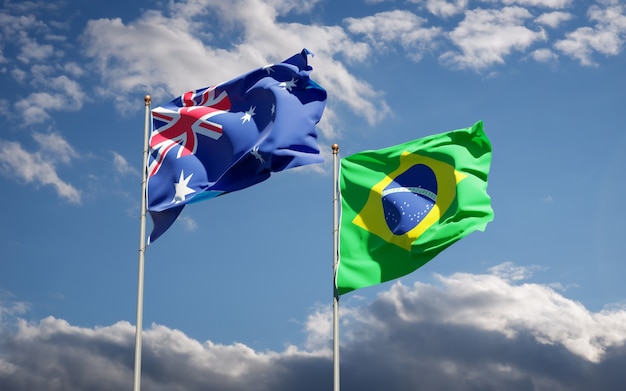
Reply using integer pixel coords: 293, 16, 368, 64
147, 49, 327, 243
336, 121, 493, 295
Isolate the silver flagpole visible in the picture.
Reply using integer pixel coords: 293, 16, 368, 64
133, 95, 151, 391
332, 143, 340, 391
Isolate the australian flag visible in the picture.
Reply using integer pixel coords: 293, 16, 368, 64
147, 49, 327, 243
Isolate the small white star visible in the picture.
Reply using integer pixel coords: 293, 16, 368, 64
172, 170, 195, 203
271, 103, 275, 116
240, 106, 256, 123
251, 146, 265, 163
278, 78, 297, 91
262, 64, 275, 75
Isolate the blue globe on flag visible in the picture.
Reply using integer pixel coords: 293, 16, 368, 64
381, 164, 438, 235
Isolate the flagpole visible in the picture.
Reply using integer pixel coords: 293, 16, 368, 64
332, 143, 340, 391
133, 94, 151, 391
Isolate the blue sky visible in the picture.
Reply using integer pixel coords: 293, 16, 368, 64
1, 0, 626, 389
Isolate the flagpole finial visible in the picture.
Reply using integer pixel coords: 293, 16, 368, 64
332, 144, 339, 154
144, 95, 151, 105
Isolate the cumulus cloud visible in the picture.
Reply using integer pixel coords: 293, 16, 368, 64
111, 152, 137, 176
0, 292, 28, 324
500, 0, 573, 8
554, 2, 626, 65
0, 13, 44, 40
15, 75, 87, 125
440, 6, 548, 70
2, 266, 626, 390
33, 132, 78, 165
16, 36, 55, 64
0, 99, 9, 118
177, 215, 199, 232
0, 134, 81, 204
344, 10, 442, 61
535, 11, 572, 28
420, 0, 469, 18
531, 47, 559, 61
0, 9, 86, 124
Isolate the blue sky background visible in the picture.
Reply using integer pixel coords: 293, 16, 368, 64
1, 0, 626, 389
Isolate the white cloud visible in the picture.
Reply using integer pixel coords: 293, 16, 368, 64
14, 75, 86, 124
302, 307, 332, 351
555, 2, 626, 65
344, 10, 442, 60
0, 9, 86, 124
531, 47, 559, 61
0, 137, 81, 204
0, 316, 324, 390
14, 92, 64, 124
49, 75, 86, 105
2, 266, 626, 389
555, 28, 619, 66
111, 152, 137, 176
245, 0, 324, 14
0, 292, 28, 324
488, 261, 542, 281
9, 67, 26, 82
499, 0, 573, 8
440, 7, 548, 70
16, 36, 55, 64
62, 62, 85, 77
0, 359, 16, 377
178, 215, 199, 232
0, 98, 9, 118
423, 0, 469, 18
535, 11, 572, 28
319, 265, 626, 368
410, 0, 572, 16
0, 13, 43, 38
33, 132, 78, 164
377, 272, 626, 363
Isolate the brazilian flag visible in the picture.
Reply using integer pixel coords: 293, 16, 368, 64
336, 121, 493, 295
